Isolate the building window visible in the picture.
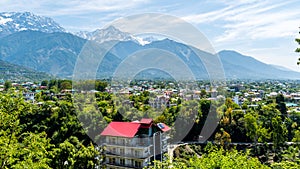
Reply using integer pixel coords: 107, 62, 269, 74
109, 158, 116, 164
120, 148, 125, 155
120, 139, 125, 145
135, 161, 141, 168
112, 148, 117, 154
134, 150, 140, 157
120, 158, 125, 165
109, 137, 116, 144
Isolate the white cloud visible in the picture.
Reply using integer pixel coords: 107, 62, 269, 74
217, 1, 300, 40
0, 0, 151, 31
182, 0, 300, 43
182, 0, 265, 23
0, 0, 150, 16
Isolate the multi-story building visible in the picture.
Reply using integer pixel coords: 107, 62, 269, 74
100, 118, 170, 169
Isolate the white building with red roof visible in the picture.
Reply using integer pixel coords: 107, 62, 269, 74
100, 118, 170, 169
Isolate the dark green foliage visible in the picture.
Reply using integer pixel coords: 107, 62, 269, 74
0, 92, 100, 169
275, 94, 287, 115
148, 145, 269, 169
4, 80, 11, 90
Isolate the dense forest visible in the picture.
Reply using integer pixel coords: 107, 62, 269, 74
0, 89, 100, 168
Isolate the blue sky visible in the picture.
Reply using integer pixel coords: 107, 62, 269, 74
1, 0, 300, 71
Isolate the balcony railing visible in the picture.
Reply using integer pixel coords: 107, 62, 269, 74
105, 162, 144, 169
105, 151, 153, 159
103, 137, 153, 147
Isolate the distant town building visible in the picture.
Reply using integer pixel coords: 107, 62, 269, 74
233, 95, 239, 105
23, 92, 35, 102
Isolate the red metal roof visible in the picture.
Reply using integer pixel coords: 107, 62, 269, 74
101, 119, 171, 138
140, 118, 153, 124
100, 122, 141, 138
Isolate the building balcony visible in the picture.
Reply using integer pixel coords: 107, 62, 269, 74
105, 151, 153, 159
105, 162, 144, 169
103, 137, 153, 148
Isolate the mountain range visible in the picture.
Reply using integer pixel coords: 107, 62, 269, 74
0, 12, 299, 80
0, 59, 51, 81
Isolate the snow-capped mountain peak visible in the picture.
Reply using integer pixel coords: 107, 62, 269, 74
75, 26, 159, 45
0, 12, 65, 37
75, 26, 137, 44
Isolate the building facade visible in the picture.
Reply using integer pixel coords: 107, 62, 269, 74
100, 118, 170, 169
